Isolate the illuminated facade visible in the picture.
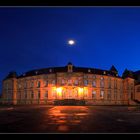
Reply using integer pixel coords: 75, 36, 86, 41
1, 62, 140, 105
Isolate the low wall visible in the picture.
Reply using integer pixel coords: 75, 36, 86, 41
0, 99, 131, 105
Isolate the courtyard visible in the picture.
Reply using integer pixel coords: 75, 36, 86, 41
0, 105, 140, 133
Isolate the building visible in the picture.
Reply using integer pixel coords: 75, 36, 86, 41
1, 62, 140, 105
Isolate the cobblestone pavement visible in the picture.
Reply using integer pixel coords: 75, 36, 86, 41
0, 105, 140, 133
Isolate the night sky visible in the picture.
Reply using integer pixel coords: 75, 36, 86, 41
0, 7, 140, 92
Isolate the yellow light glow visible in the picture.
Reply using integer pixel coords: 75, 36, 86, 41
56, 87, 62, 93
78, 87, 83, 94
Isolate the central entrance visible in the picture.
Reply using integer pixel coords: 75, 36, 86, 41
52, 86, 88, 100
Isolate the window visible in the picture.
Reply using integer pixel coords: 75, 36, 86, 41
107, 90, 111, 100
52, 80, 56, 85
52, 90, 56, 97
45, 80, 48, 87
68, 79, 72, 85
74, 80, 78, 85
84, 89, 88, 97
88, 69, 91, 73
93, 75, 96, 79
30, 82, 34, 88
103, 71, 106, 74
45, 91, 48, 98
84, 80, 88, 86
38, 91, 40, 99
37, 81, 40, 88
114, 90, 117, 100
18, 92, 21, 99
100, 90, 104, 98
114, 79, 117, 89
84, 75, 88, 79
108, 78, 111, 88
92, 91, 96, 99
61, 79, 65, 85
18, 84, 21, 89
49, 69, 52, 73
24, 82, 27, 88
62, 90, 65, 98
92, 80, 96, 87
100, 77, 104, 88
24, 91, 27, 99
31, 91, 34, 99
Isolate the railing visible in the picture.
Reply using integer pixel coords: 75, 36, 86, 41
0, 98, 130, 105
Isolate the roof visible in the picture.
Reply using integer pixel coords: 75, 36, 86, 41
17, 65, 120, 79
110, 65, 118, 72
4, 63, 122, 80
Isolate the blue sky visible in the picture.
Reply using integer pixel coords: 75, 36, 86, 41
0, 7, 140, 92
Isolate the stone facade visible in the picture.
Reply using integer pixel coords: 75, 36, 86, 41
1, 62, 139, 105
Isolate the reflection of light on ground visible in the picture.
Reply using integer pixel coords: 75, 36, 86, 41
47, 106, 89, 132
0, 107, 14, 111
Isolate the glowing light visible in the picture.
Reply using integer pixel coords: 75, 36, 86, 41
68, 40, 75, 45
78, 87, 83, 94
56, 87, 62, 93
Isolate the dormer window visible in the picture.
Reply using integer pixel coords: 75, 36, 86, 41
35, 71, 38, 74
49, 69, 52, 73
88, 69, 91, 73
67, 62, 73, 72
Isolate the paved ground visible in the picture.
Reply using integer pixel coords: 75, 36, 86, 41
0, 105, 140, 133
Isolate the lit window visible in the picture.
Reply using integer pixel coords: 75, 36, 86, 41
100, 90, 104, 98
49, 69, 52, 73
103, 71, 106, 74
100, 81, 104, 88
52, 80, 56, 85
92, 91, 96, 99
84, 89, 88, 97
68, 79, 72, 85
74, 80, 78, 85
84, 80, 88, 86
101, 77, 104, 80
88, 69, 91, 73
61, 79, 65, 85
92, 80, 96, 87
52, 90, 56, 97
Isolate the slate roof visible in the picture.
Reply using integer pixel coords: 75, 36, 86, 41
4, 63, 121, 80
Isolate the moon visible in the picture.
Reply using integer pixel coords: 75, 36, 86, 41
68, 40, 75, 45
